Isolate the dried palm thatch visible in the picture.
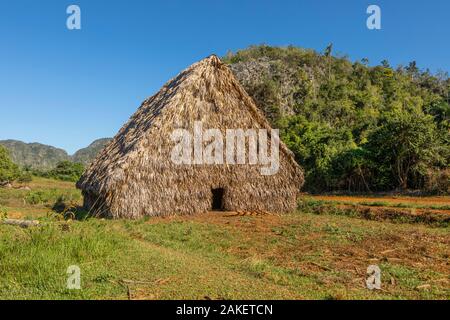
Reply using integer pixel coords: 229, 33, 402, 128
77, 55, 304, 218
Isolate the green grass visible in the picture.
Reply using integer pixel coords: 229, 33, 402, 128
0, 221, 129, 299
309, 197, 450, 211
0, 177, 81, 220
0, 179, 449, 300
1, 214, 448, 300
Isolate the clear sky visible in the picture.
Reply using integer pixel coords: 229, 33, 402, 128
0, 0, 449, 154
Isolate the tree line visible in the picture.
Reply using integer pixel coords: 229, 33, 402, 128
0, 145, 84, 185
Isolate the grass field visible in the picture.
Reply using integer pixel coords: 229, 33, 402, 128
0, 178, 449, 300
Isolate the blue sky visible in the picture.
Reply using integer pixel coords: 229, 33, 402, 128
0, 0, 449, 154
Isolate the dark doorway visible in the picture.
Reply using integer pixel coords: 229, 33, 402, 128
211, 188, 225, 211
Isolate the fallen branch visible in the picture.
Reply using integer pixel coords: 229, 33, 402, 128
308, 261, 333, 271
1, 219, 40, 228
380, 248, 398, 255
120, 279, 154, 285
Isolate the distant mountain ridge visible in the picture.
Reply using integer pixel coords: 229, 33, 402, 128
0, 138, 112, 170
72, 138, 112, 165
0, 140, 70, 170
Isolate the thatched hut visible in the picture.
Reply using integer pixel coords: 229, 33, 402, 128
77, 55, 303, 218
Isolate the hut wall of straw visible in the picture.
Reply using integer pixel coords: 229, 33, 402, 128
77, 55, 304, 218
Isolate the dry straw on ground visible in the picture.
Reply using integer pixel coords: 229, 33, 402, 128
77, 55, 304, 218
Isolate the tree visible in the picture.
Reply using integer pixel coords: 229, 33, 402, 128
365, 112, 446, 190
406, 61, 420, 80
279, 115, 355, 191
331, 148, 372, 192
47, 161, 85, 182
324, 43, 333, 57
381, 59, 391, 68
324, 43, 333, 80
0, 146, 20, 185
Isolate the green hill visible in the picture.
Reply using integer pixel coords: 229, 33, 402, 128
0, 140, 70, 170
225, 45, 449, 192
0, 138, 112, 170
72, 138, 112, 165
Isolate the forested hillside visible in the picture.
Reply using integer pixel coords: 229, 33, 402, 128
0, 138, 111, 170
72, 138, 112, 165
225, 45, 449, 193
0, 140, 70, 170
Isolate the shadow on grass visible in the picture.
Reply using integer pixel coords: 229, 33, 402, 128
51, 197, 90, 221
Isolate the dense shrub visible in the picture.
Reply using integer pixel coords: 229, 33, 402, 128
365, 112, 446, 190
17, 171, 33, 183
41, 161, 85, 182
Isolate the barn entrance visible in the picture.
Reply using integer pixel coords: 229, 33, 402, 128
211, 188, 225, 211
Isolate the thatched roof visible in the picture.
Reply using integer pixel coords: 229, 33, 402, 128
77, 55, 304, 218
